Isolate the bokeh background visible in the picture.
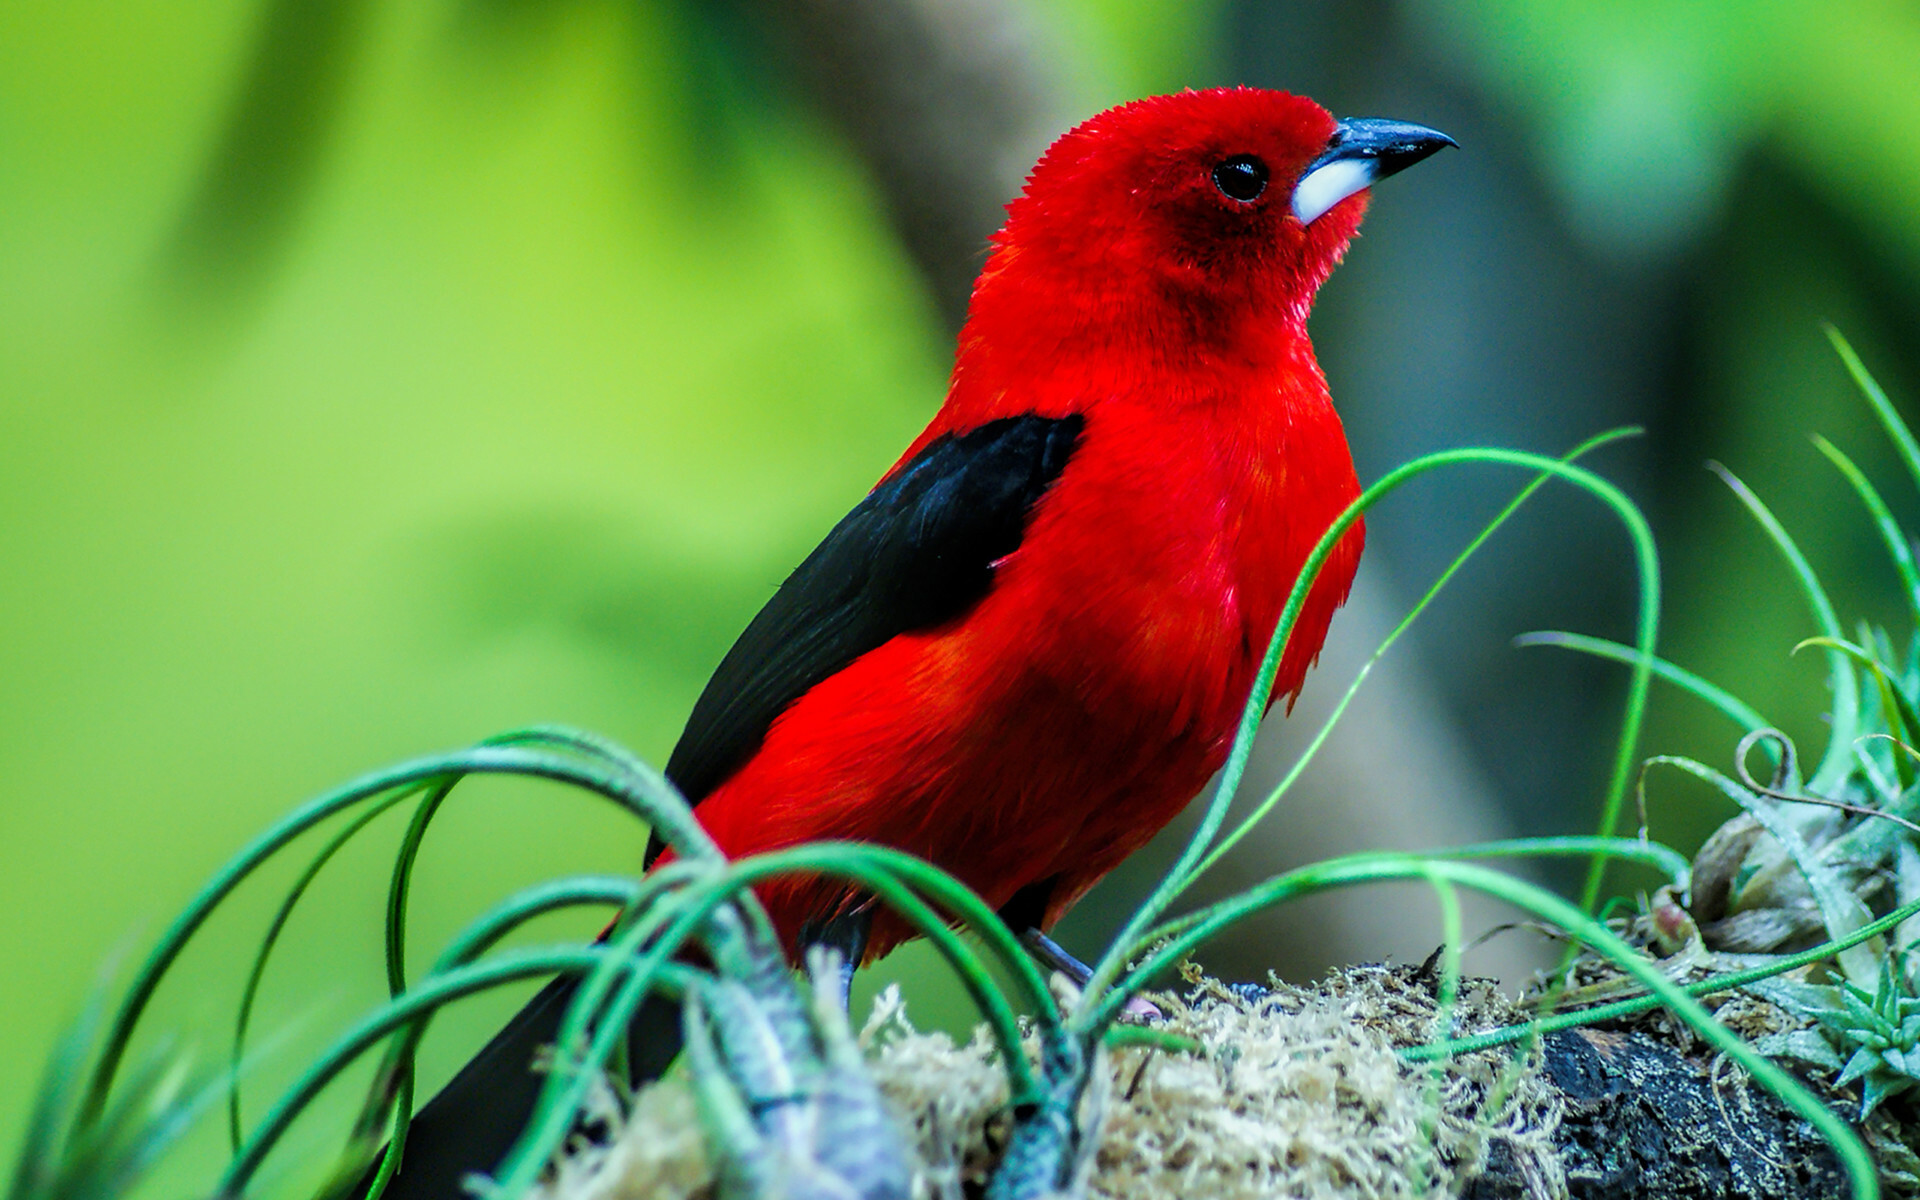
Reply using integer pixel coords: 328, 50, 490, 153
6, 0, 1920, 1189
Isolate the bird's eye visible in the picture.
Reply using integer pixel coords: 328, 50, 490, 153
1210, 155, 1269, 203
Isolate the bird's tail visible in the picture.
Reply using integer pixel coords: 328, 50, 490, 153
361, 975, 683, 1200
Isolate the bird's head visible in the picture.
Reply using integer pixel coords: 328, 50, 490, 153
961, 88, 1452, 369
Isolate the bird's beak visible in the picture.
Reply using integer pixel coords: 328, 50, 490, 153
1291, 118, 1456, 225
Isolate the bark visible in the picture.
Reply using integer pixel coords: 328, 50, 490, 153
1466, 1028, 1853, 1200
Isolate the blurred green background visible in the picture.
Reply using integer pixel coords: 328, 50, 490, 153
5, 0, 1920, 1189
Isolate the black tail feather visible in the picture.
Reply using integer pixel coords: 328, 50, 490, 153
362, 976, 682, 1200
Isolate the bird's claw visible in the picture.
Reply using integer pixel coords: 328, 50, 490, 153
1117, 995, 1164, 1024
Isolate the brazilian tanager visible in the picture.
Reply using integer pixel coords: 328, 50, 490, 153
378, 86, 1452, 1198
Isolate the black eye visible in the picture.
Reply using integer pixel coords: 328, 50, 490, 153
1211, 155, 1269, 202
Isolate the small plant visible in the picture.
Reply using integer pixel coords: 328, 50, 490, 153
1792, 952, 1920, 1119
1519, 328, 1920, 1174
7, 991, 220, 1200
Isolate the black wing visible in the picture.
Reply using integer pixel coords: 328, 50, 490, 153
647, 413, 1083, 864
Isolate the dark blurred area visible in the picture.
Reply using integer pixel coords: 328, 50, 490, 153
6, 0, 1920, 1179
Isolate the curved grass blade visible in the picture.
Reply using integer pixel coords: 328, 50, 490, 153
1411, 889, 1920, 1058
355, 779, 460, 1197
344, 875, 649, 1189
1514, 631, 1773, 742
481, 725, 657, 780
1424, 835, 1690, 888
1811, 433, 1920, 626
1827, 326, 1920, 499
491, 841, 1064, 1199
1797, 635, 1920, 791
81, 742, 723, 1130
9, 990, 105, 1200
383, 780, 458, 1000
222, 947, 692, 1198
1707, 461, 1860, 795
1091, 435, 1659, 1013
13, 984, 233, 1200
1192, 429, 1642, 882
230, 785, 424, 1150
1142, 835, 1691, 960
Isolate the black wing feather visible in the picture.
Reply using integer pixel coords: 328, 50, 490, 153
647, 413, 1083, 864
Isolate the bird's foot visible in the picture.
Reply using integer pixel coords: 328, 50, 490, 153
1020, 929, 1163, 1022
797, 908, 872, 1012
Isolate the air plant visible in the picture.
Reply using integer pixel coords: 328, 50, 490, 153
1525, 328, 1920, 1145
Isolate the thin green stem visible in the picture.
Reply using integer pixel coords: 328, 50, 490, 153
345, 875, 648, 1161
81, 742, 716, 1130
1086, 439, 1658, 1013
220, 948, 690, 1198
228, 785, 422, 1150
1194, 430, 1639, 881
492, 842, 1061, 1198
1131, 838, 1685, 1000
357, 779, 461, 1198
1811, 433, 1920, 627
1413, 892, 1920, 1059
1708, 462, 1859, 795
1514, 632, 1773, 740
1826, 325, 1920, 499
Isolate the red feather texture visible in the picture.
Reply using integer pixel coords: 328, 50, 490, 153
688, 89, 1367, 959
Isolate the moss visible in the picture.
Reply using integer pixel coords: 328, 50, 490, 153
530, 963, 1564, 1200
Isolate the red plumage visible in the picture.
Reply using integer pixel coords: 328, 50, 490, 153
670, 89, 1377, 959
373, 89, 1455, 1200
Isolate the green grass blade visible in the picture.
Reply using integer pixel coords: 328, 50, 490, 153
357, 779, 459, 1196
8, 990, 104, 1200
1143, 835, 1691, 953
1798, 634, 1920, 745
1099, 1026, 1199, 1054
85, 1052, 228, 1200
1091, 436, 1658, 1009
84, 740, 719, 1138
1708, 461, 1860, 793
343, 875, 646, 1173
11, 991, 231, 1200
1410, 889, 1920, 1058
1514, 631, 1773, 739
490, 837, 1088, 1200
384, 780, 458, 999
498, 842, 1052, 1200
1827, 325, 1920, 499
1811, 433, 1920, 626
229, 787, 420, 1150
1191, 429, 1641, 881
1797, 635, 1920, 790
80, 762, 455, 1130
222, 947, 681, 1197
1425, 835, 1690, 886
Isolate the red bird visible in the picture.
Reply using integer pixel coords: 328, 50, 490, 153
651, 87, 1450, 962
381, 87, 1450, 1197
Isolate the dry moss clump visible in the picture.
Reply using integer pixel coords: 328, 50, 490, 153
530, 964, 1563, 1200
